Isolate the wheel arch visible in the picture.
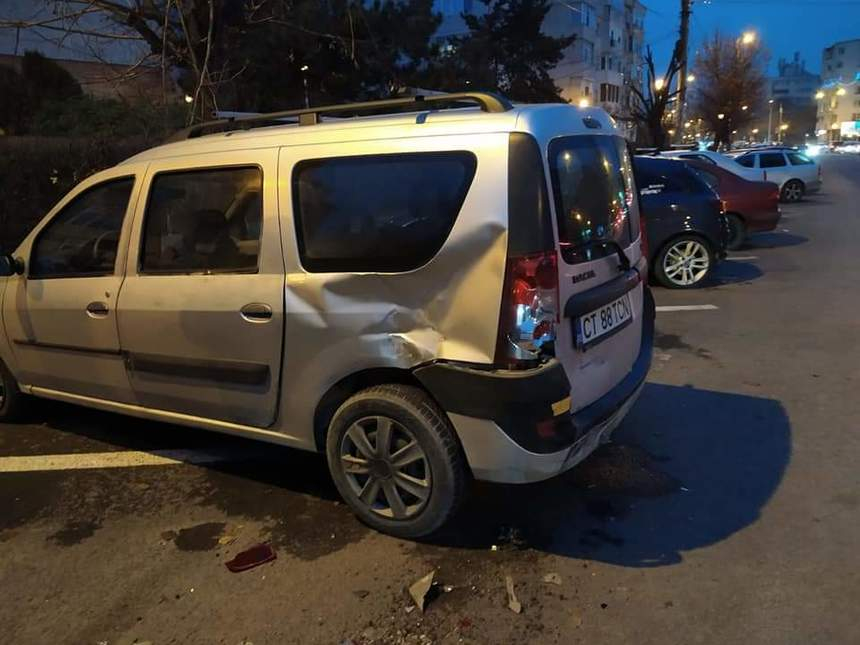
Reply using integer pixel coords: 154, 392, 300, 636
313, 367, 431, 452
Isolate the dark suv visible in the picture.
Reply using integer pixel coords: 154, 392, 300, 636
634, 156, 728, 289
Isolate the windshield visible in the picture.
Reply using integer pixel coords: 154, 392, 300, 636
548, 135, 636, 264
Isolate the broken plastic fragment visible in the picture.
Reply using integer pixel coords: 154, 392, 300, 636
542, 573, 562, 586
225, 544, 276, 573
409, 571, 435, 613
505, 574, 522, 614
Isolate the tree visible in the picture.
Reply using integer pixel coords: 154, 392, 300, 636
428, 0, 575, 103
691, 32, 767, 149
0, 51, 82, 134
628, 46, 681, 149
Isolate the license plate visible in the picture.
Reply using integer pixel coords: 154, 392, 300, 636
575, 293, 633, 349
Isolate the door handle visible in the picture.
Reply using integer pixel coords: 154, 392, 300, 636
86, 301, 109, 318
240, 303, 273, 322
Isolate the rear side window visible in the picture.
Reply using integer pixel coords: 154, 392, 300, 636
30, 177, 133, 279
693, 168, 720, 190
635, 165, 685, 194
788, 152, 814, 165
141, 167, 263, 274
759, 153, 787, 168
549, 135, 635, 263
292, 152, 477, 273
736, 155, 755, 168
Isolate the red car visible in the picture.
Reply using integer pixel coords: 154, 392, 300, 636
683, 158, 781, 250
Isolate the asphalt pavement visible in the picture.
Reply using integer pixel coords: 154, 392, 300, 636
2, 154, 859, 645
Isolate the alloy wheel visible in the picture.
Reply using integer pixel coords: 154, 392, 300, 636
783, 181, 803, 202
339, 415, 431, 520
662, 239, 710, 286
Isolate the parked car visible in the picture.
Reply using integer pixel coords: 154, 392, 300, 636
0, 94, 654, 538
660, 149, 767, 183
682, 158, 781, 250
634, 156, 728, 289
732, 149, 822, 202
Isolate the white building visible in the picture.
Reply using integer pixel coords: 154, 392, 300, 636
434, 0, 645, 131
816, 38, 860, 142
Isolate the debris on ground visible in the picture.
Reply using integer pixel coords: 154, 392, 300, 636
495, 526, 528, 551
542, 573, 563, 586
505, 574, 522, 614
442, 584, 454, 593
409, 570, 435, 613
353, 589, 370, 599
225, 543, 277, 573
218, 534, 237, 546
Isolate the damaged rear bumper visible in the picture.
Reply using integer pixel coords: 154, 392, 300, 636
415, 288, 655, 484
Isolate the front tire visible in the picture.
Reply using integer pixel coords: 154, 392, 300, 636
326, 384, 467, 538
781, 179, 804, 203
726, 214, 746, 251
654, 235, 714, 289
0, 359, 29, 422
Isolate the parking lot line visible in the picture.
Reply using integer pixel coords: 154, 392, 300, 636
0, 448, 253, 473
655, 305, 719, 312
728, 255, 758, 261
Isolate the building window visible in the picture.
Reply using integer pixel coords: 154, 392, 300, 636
581, 39, 594, 64
579, 2, 595, 27
627, 34, 633, 53
600, 56, 607, 70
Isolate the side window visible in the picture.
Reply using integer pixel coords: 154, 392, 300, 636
788, 152, 814, 165
141, 167, 263, 274
736, 154, 756, 168
759, 153, 787, 168
30, 177, 134, 279
292, 152, 477, 273
694, 168, 720, 190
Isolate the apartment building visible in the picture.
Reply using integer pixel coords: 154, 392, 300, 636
816, 38, 860, 142
434, 0, 645, 135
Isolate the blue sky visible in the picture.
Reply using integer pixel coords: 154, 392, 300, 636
644, 0, 860, 76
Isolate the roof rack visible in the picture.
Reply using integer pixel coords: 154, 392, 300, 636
167, 92, 513, 142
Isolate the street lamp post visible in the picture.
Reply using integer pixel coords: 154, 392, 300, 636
767, 99, 774, 144
300, 64, 310, 109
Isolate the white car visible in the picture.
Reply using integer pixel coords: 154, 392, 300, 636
660, 149, 766, 183
732, 149, 822, 202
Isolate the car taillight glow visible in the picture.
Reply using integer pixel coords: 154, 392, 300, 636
495, 250, 559, 367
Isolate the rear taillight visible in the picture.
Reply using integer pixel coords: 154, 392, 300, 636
720, 200, 728, 214
495, 250, 559, 368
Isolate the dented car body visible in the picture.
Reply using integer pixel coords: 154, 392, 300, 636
0, 94, 654, 536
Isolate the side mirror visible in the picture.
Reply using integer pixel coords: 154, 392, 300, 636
0, 255, 25, 277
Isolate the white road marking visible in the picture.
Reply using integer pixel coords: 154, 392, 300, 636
728, 255, 758, 261
656, 305, 719, 313
0, 448, 258, 473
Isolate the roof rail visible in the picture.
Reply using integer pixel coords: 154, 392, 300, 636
167, 92, 514, 142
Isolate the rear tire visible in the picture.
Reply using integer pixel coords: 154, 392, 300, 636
654, 235, 714, 289
781, 179, 804, 203
726, 214, 746, 251
0, 359, 29, 422
326, 384, 467, 538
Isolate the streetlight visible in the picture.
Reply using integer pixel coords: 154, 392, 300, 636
184, 94, 193, 104
717, 113, 725, 120
779, 122, 789, 143
578, 98, 590, 108
768, 99, 775, 144
654, 77, 665, 91
687, 74, 696, 83
300, 64, 310, 108
836, 87, 847, 96
815, 90, 825, 100
741, 105, 749, 111
741, 31, 756, 45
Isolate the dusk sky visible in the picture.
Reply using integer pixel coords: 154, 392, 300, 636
645, 0, 860, 77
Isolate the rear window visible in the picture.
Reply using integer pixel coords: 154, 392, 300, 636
292, 152, 477, 273
736, 155, 755, 168
693, 168, 720, 190
681, 153, 717, 165
760, 153, 787, 168
548, 135, 636, 263
788, 152, 814, 165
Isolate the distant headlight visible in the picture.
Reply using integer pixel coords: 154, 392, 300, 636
805, 144, 822, 157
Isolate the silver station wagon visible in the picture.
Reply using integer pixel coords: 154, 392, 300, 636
0, 93, 654, 537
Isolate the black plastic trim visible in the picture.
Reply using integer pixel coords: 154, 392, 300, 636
126, 352, 270, 387
564, 268, 640, 318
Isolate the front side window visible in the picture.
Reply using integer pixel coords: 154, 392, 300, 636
30, 177, 134, 279
292, 152, 477, 273
141, 167, 263, 274
760, 153, 787, 168
550, 135, 635, 263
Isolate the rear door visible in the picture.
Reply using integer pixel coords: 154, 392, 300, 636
116, 149, 285, 427
546, 134, 644, 412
